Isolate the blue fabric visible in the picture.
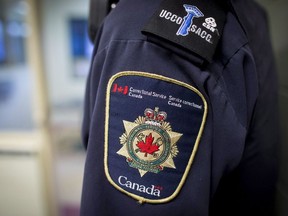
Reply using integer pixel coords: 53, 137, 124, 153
81, 0, 278, 215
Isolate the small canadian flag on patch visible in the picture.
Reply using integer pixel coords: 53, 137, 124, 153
112, 83, 129, 95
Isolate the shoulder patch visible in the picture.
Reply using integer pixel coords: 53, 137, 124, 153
142, 0, 226, 62
104, 71, 207, 204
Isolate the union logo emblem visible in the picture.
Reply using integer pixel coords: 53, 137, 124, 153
117, 107, 183, 177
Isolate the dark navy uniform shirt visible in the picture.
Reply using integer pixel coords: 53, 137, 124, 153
81, 0, 279, 215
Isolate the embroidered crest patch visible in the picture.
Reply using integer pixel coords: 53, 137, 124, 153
118, 107, 182, 177
105, 71, 207, 204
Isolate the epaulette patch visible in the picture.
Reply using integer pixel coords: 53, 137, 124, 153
104, 71, 207, 204
142, 0, 226, 62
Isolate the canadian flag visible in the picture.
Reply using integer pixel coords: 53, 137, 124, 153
112, 83, 129, 95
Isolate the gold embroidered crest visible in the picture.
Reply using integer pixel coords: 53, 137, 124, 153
117, 107, 182, 177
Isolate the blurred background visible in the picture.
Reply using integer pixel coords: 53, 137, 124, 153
0, 0, 287, 216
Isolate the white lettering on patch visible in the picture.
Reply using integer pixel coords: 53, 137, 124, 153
118, 176, 161, 197
158, 7, 216, 44
159, 9, 183, 25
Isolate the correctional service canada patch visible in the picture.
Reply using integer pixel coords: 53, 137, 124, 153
104, 71, 207, 204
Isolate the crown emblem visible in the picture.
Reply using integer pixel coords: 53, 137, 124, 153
144, 107, 167, 127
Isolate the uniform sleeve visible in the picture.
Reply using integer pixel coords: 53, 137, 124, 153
210, 4, 279, 214
82, 70, 92, 149
81, 25, 104, 149
211, 54, 278, 216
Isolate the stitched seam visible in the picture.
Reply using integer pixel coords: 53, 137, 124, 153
214, 43, 250, 130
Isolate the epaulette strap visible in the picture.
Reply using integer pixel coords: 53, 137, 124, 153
142, 0, 227, 63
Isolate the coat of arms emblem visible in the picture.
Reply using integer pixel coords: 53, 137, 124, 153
117, 107, 183, 177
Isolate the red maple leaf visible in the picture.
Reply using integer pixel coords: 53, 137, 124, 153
136, 133, 160, 157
